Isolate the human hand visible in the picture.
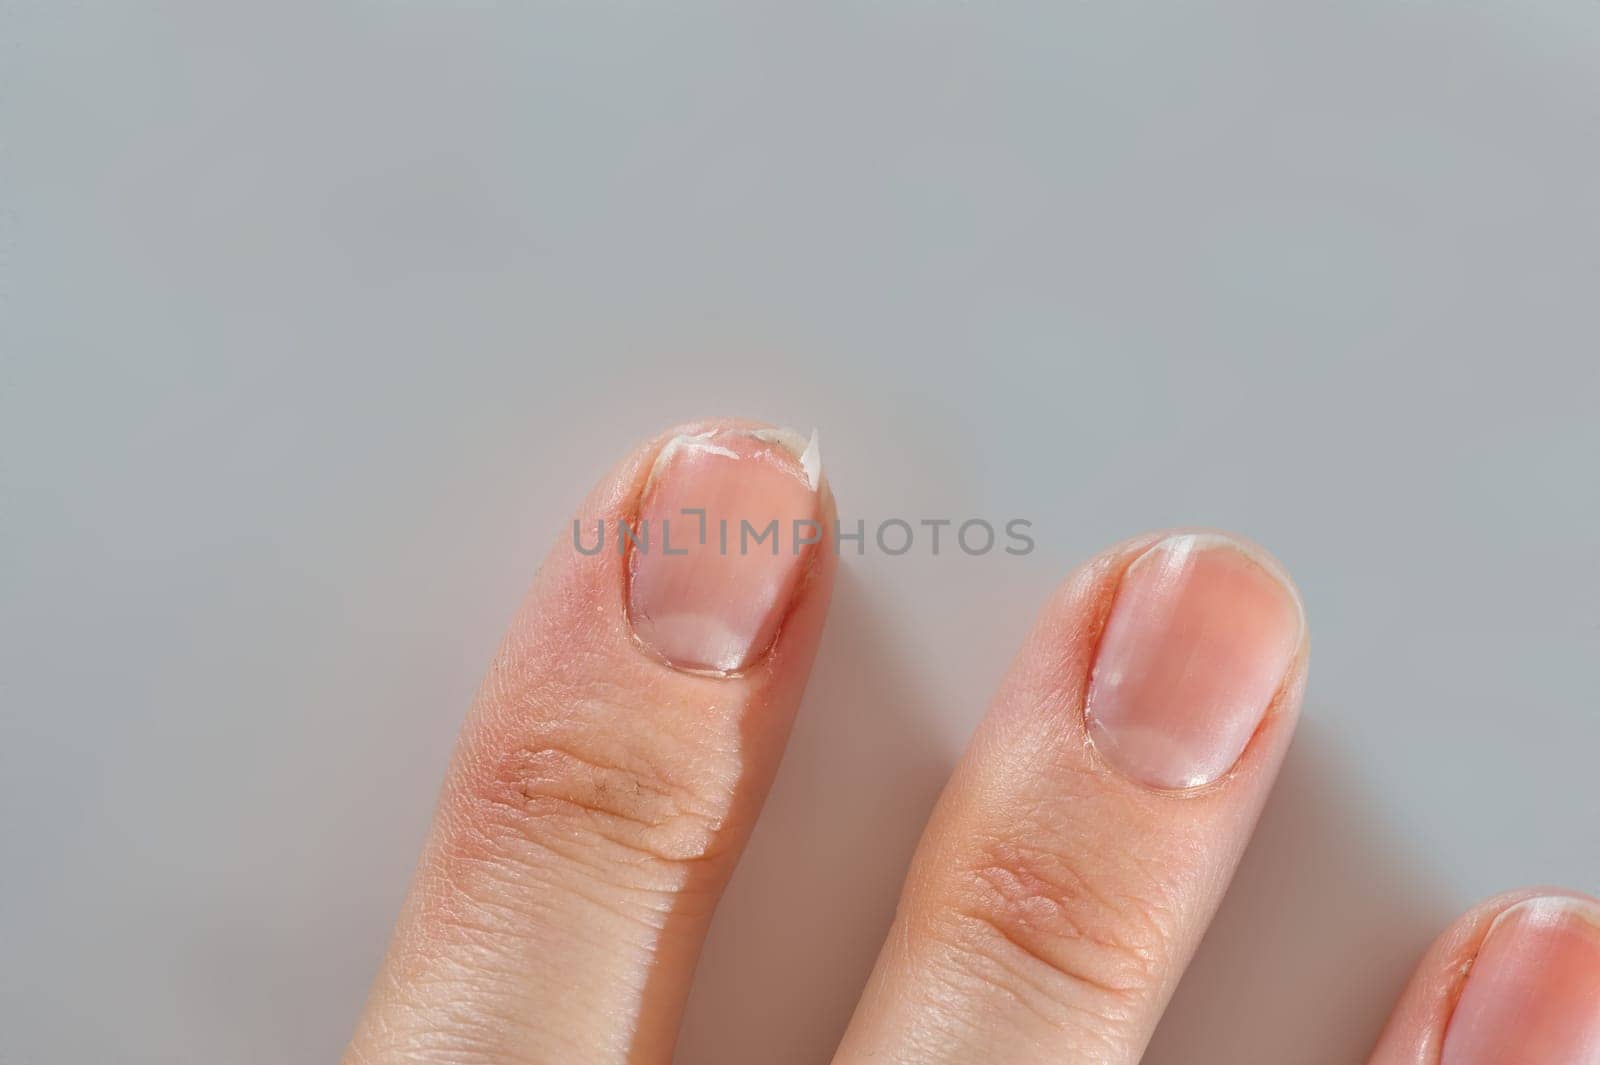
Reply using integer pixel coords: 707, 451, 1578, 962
342, 419, 1600, 1065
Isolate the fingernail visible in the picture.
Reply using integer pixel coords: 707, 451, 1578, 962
627, 427, 822, 675
1442, 896, 1600, 1065
1084, 533, 1303, 790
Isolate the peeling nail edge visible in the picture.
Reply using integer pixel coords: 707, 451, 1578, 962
746, 426, 821, 491
646, 426, 823, 495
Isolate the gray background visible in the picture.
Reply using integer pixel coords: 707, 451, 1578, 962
4, 3, 1597, 1063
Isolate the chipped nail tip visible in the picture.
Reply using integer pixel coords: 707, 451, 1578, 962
647, 425, 822, 495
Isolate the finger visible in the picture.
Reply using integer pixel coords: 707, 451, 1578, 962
834, 530, 1308, 1065
343, 419, 836, 1065
1370, 888, 1600, 1065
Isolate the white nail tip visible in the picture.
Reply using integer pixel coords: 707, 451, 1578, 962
799, 428, 822, 491
649, 426, 823, 493
1491, 896, 1600, 935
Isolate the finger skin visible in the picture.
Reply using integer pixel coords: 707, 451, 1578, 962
833, 531, 1309, 1065
1369, 888, 1600, 1065
342, 419, 836, 1065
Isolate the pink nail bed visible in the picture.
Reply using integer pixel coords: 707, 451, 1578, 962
626, 428, 821, 675
1084, 533, 1303, 790
1441, 896, 1600, 1065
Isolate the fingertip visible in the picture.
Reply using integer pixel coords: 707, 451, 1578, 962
536, 417, 837, 680
1004, 526, 1309, 795
1371, 887, 1600, 1065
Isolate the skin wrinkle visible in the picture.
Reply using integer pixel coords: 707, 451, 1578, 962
946, 904, 1148, 1007
917, 732, 1189, 1014
436, 669, 751, 900
963, 848, 1172, 984
918, 942, 1135, 1065
428, 836, 707, 942
483, 742, 731, 863
929, 926, 1092, 1035
937, 841, 1169, 1012
441, 771, 726, 915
